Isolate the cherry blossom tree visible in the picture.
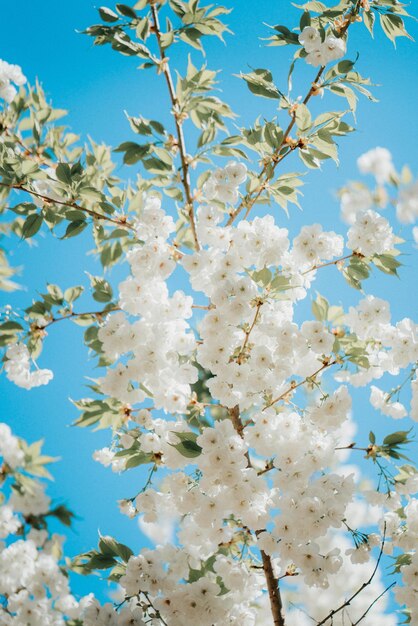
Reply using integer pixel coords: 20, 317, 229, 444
1, 1, 418, 624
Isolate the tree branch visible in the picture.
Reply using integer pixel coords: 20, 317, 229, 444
33, 306, 121, 330
226, 1, 363, 226
226, 66, 324, 226
0, 182, 135, 231
150, 3, 200, 251
236, 299, 263, 364
260, 547, 286, 626
228, 405, 285, 626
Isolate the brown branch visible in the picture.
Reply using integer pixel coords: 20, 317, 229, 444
228, 405, 285, 626
260, 548, 286, 626
257, 459, 275, 476
150, 4, 200, 251
0, 182, 135, 231
263, 359, 338, 411
229, 404, 245, 438
316, 525, 387, 626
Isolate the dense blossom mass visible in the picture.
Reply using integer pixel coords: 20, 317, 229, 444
0, 1, 417, 625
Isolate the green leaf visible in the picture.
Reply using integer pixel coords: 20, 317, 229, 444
239, 68, 282, 99
114, 141, 150, 165
364, 11, 375, 37
124, 451, 154, 469
46, 284, 64, 303
63, 220, 88, 239
379, 13, 411, 44
99, 534, 133, 562
383, 430, 412, 447
295, 103, 312, 133
55, 163, 73, 185
22, 213, 42, 239
64, 286, 84, 303
312, 293, 329, 321
99, 6, 119, 22
86, 553, 117, 570
89, 275, 113, 303
0, 321, 23, 332
49, 504, 76, 527
116, 3, 137, 18
373, 253, 402, 276
300, 10, 311, 30
171, 432, 202, 458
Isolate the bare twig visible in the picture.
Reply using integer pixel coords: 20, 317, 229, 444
351, 582, 395, 626
316, 525, 387, 626
150, 4, 200, 251
302, 253, 355, 276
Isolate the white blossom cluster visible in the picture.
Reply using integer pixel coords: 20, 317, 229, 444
97, 193, 197, 414
202, 161, 248, 204
299, 27, 346, 67
4, 145, 418, 621
0, 59, 26, 103
0, 0, 417, 616
4, 342, 53, 389
84, 166, 418, 622
340, 147, 418, 238
0, 423, 155, 626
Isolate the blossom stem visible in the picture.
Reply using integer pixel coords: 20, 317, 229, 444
0, 181, 135, 230
150, 4, 200, 251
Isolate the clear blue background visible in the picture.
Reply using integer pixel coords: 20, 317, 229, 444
1, 0, 418, 605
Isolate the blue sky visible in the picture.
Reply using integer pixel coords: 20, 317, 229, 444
1, 0, 418, 604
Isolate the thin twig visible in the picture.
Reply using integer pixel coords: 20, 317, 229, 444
302, 253, 355, 276
236, 299, 263, 364
350, 582, 395, 626
150, 4, 200, 251
263, 359, 338, 411
34, 306, 121, 330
